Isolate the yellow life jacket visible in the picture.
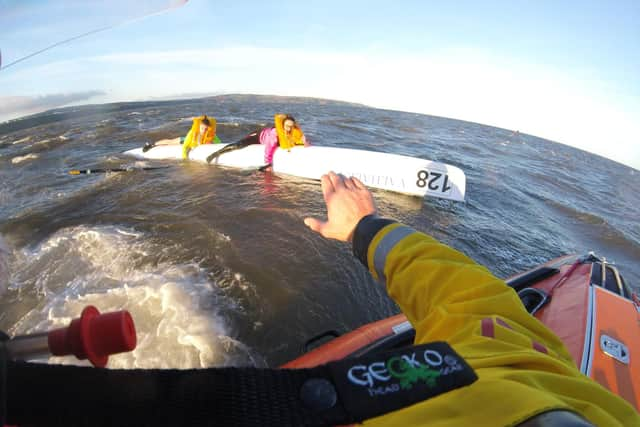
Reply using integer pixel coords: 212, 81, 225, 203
274, 114, 305, 150
187, 116, 217, 145
182, 116, 218, 159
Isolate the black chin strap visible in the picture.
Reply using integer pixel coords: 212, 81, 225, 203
1, 342, 478, 427
5, 362, 348, 427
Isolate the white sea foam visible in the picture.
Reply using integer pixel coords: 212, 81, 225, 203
11, 153, 39, 164
11, 136, 31, 145
8, 225, 258, 369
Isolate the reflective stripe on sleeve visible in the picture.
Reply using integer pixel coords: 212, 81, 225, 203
372, 226, 415, 285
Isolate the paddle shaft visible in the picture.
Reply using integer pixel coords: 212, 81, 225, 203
69, 167, 168, 175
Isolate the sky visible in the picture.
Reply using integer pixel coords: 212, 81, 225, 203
1, 0, 639, 170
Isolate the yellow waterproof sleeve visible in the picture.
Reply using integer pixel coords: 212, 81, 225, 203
181, 129, 195, 159
360, 223, 639, 427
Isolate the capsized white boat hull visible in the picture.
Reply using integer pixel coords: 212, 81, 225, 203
124, 144, 466, 201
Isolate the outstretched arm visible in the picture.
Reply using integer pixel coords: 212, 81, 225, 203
181, 129, 195, 159
304, 171, 639, 427
303, 172, 567, 353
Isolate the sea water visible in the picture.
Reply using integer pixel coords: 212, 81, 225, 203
0, 94, 638, 368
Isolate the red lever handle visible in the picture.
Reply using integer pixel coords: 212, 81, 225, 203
47, 306, 136, 368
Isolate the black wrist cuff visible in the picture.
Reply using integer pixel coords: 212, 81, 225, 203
352, 215, 396, 267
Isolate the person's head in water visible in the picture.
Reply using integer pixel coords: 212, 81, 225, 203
283, 115, 296, 134
199, 116, 211, 135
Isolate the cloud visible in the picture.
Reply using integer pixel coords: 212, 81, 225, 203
0, 90, 106, 120
2, 46, 638, 169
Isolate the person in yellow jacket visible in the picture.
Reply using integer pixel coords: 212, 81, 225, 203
205, 114, 309, 169
142, 115, 221, 158
303, 171, 640, 427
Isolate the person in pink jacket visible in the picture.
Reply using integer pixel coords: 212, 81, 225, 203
206, 114, 309, 170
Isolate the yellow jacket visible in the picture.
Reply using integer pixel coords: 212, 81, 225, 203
274, 114, 306, 149
182, 116, 221, 159
353, 218, 639, 427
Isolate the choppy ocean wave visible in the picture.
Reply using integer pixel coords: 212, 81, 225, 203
0, 94, 638, 368
5, 224, 264, 369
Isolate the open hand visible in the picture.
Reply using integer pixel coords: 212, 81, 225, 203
304, 172, 377, 242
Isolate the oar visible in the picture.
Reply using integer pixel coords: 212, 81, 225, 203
69, 167, 169, 175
